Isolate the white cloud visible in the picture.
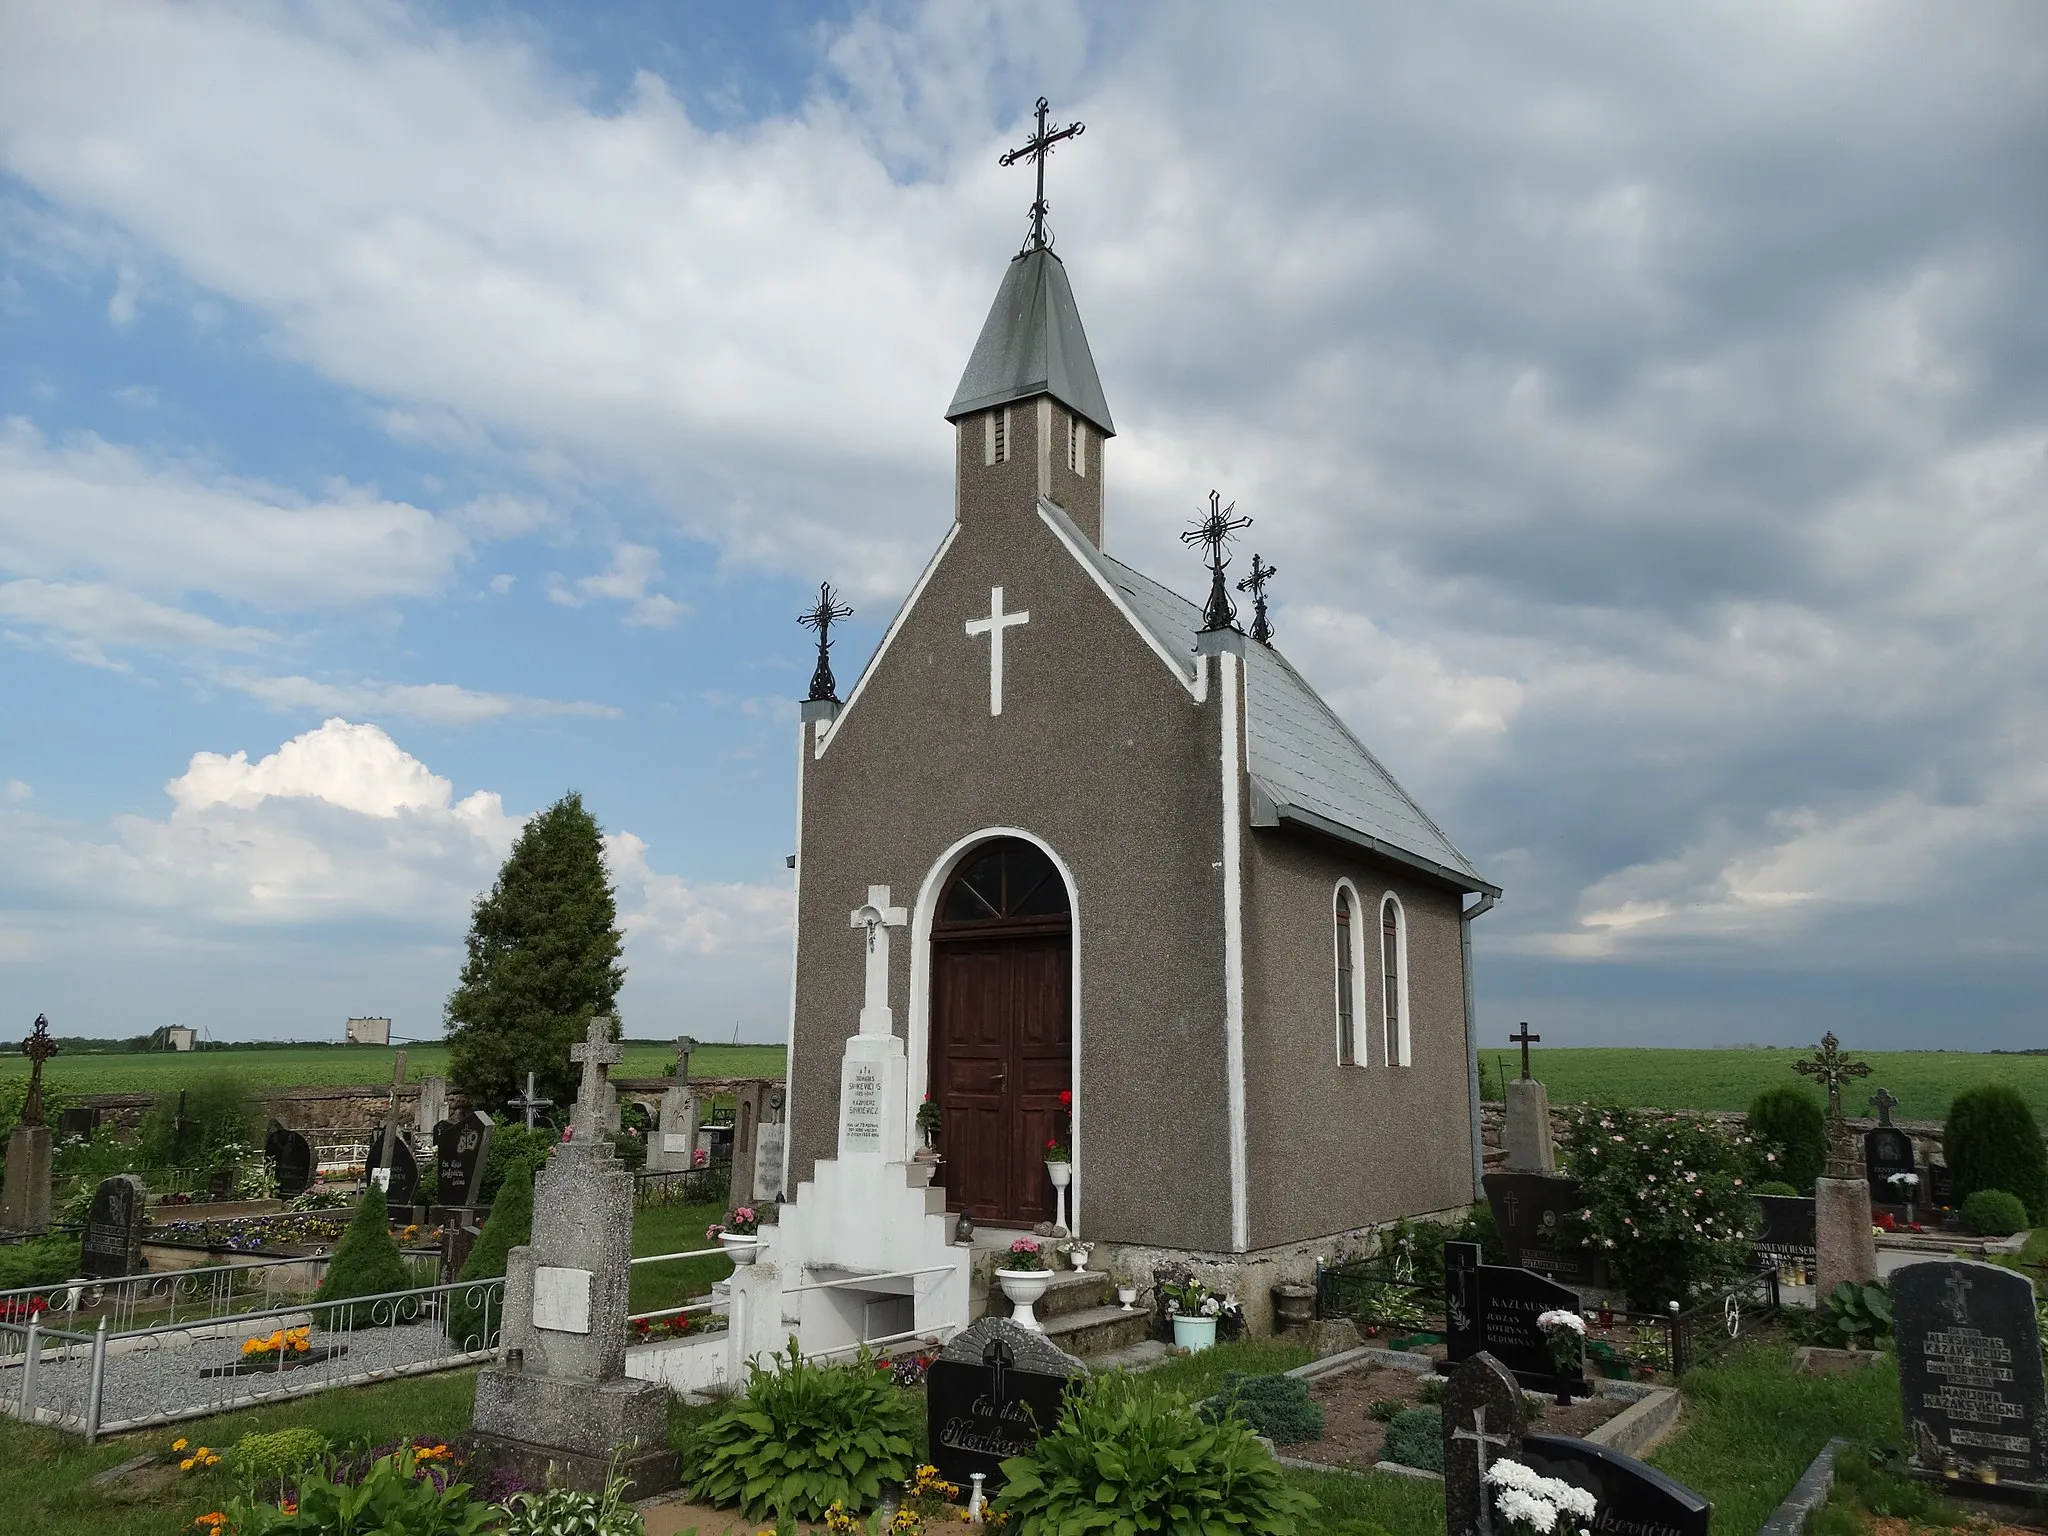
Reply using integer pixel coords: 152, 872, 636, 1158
607, 831, 790, 959
546, 544, 686, 628
2, 780, 30, 803
0, 578, 275, 654
219, 673, 620, 726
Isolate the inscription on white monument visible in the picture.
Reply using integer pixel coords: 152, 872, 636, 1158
662, 1132, 691, 1154
533, 1265, 594, 1334
844, 1062, 883, 1147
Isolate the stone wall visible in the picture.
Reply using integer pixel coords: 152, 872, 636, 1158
1478, 1100, 1949, 1164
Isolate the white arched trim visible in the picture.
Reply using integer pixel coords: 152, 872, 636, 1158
905, 827, 1083, 1236
1332, 879, 1369, 1067
1379, 891, 1413, 1067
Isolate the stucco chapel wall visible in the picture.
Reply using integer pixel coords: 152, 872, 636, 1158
794, 424, 1232, 1250
1240, 829, 1474, 1249
953, 397, 1103, 546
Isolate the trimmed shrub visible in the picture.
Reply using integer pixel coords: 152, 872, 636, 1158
312, 1184, 412, 1328
1946, 1086, 2048, 1221
230, 1427, 329, 1490
1382, 1406, 1443, 1472
995, 1371, 1318, 1535
0, 1236, 81, 1291
689, 1340, 920, 1519
1200, 1371, 1325, 1444
1753, 1180, 1801, 1198
1747, 1085, 1828, 1194
480, 1124, 556, 1203
447, 1155, 535, 1349
1963, 1189, 2028, 1238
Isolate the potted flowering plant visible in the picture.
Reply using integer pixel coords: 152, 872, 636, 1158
1537, 1308, 1587, 1403
1888, 1170, 1920, 1224
1486, 1456, 1597, 1536
707, 1205, 760, 1265
995, 1238, 1054, 1330
1160, 1277, 1224, 1352
915, 1095, 942, 1157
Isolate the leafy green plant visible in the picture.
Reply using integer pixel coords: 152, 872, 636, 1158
995, 1371, 1317, 1535
448, 1155, 534, 1350
1946, 1084, 2048, 1221
499, 1467, 645, 1535
135, 1071, 257, 1171
1753, 1180, 1800, 1198
0, 1235, 80, 1290
1200, 1371, 1325, 1444
1747, 1085, 1828, 1194
1368, 1398, 1402, 1423
223, 1446, 496, 1534
231, 1428, 330, 1491
689, 1340, 919, 1519
1381, 1407, 1443, 1473
1820, 1282, 1893, 1349
1963, 1189, 2028, 1238
1416, 1377, 1446, 1405
312, 1184, 412, 1329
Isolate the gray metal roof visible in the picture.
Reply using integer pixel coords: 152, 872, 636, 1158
1046, 504, 1493, 894
947, 248, 1116, 435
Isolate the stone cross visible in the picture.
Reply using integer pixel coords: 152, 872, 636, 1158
17, 1014, 58, 1128
850, 886, 908, 1036
1944, 1269, 1974, 1324
1453, 1406, 1511, 1536
508, 1070, 553, 1131
568, 1017, 624, 1138
1793, 1031, 1871, 1121
965, 586, 1030, 717
673, 1035, 698, 1081
1869, 1087, 1898, 1126
1510, 1023, 1540, 1081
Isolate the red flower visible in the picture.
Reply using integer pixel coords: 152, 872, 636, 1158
1058, 1089, 1072, 1108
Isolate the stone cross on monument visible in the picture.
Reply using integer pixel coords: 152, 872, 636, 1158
18, 1013, 58, 1127
372, 1049, 408, 1194
838, 884, 913, 1160
1798, 1032, 1880, 1295
1510, 1023, 1541, 1081
673, 1035, 697, 1081
1869, 1086, 1898, 1126
568, 1017, 624, 1138
850, 886, 909, 1035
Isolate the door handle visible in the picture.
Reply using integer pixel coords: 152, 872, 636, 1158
989, 1070, 1007, 1091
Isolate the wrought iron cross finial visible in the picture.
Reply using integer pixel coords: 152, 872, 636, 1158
1000, 96, 1085, 256
1182, 490, 1253, 632
1792, 1031, 1871, 1121
18, 1013, 57, 1128
1236, 554, 1278, 645
798, 581, 855, 703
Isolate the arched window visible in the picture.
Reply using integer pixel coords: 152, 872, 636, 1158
1381, 895, 1410, 1066
938, 838, 1069, 928
1335, 888, 1357, 1065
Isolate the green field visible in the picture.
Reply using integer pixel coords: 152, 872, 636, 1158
0, 1041, 787, 1097
1483, 1046, 2048, 1123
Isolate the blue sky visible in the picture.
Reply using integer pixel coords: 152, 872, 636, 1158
2, 2, 2044, 1049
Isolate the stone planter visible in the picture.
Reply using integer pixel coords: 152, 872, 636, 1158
1116, 1286, 1140, 1312
1272, 1282, 1318, 1333
996, 1267, 1054, 1331
718, 1232, 759, 1266
1064, 1242, 1093, 1271
1171, 1314, 1218, 1352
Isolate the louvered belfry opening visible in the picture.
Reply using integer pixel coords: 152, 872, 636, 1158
930, 839, 1073, 1226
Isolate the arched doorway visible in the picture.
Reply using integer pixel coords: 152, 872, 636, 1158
930, 837, 1072, 1227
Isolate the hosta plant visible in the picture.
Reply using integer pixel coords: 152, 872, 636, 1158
220, 1446, 495, 1535
499, 1470, 644, 1536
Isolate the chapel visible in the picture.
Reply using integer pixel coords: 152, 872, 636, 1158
777, 110, 1500, 1299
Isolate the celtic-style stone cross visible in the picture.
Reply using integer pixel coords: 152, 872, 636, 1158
1793, 1031, 1870, 1121
1868, 1086, 1898, 1126
568, 1016, 624, 1138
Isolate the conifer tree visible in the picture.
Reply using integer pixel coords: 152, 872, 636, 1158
313, 1183, 411, 1328
446, 1153, 537, 1349
445, 791, 625, 1113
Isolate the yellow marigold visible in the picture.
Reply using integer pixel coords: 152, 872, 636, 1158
193, 1514, 227, 1532
180, 1458, 196, 1472
171, 1438, 188, 1452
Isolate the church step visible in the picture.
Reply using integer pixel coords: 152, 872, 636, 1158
1033, 1268, 1113, 1319
1033, 1303, 1152, 1359
1084, 1339, 1174, 1376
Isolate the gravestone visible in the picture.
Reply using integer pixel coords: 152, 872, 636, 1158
433, 1109, 494, 1213
1866, 1128, 1917, 1206
1927, 1161, 1958, 1216
1893, 1259, 2048, 1487
1481, 1173, 1603, 1289
56, 1106, 98, 1141
1446, 1241, 1587, 1391
413, 1075, 449, 1140
365, 1126, 419, 1208
264, 1119, 314, 1198
1443, 1351, 1527, 1536
1518, 1434, 1712, 1536
753, 1086, 786, 1203
79, 1174, 147, 1279
696, 1123, 734, 1166
2, 1013, 59, 1234
928, 1316, 1084, 1495
646, 1084, 697, 1175
1751, 1195, 1817, 1275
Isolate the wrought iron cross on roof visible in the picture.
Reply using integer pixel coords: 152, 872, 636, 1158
1236, 554, 1278, 645
1793, 1031, 1870, 1121
1000, 96, 1085, 255
1182, 490, 1253, 633
568, 1016, 624, 1138
799, 582, 854, 704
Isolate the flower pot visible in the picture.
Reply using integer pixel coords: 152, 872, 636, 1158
1271, 1283, 1318, 1334
719, 1232, 759, 1266
1045, 1159, 1072, 1188
1065, 1243, 1092, 1272
997, 1268, 1054, 1331
1172, 1314, 1218, 1353
1116, 1286, 1139, 1312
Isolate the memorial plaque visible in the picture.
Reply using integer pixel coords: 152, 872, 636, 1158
432, 1109, 494, 1211
1894, 1260, 2048, 1486
1445, 1240, 1587, 1391
1752, 1195, 1817, 1271
1519, 1433, 1711, 1536
753, 1121, 785, 1203
265, 1119, 314, 1198
1444, 1351, 1527, 1536
532, 1265, 594, 1334
928, 1317, 1083, 1493
1483, 1171, 1604, 1289
843, 1060, 883, 1149
80, 1174, 146, 1279
1866, 1127, 1918, 1205
365, 1126, 419, 1208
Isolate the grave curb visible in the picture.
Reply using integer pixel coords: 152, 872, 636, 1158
1584, 1384, 1680, 1457
1755, 1436, 1851, 1536
1285, 1345, 1433, 1382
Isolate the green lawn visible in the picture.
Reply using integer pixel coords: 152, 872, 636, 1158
631, 1201, 736, 1315
1484, 1047, 2048, 1123
0, 1042, 787, 1097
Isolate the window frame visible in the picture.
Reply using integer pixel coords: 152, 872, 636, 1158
1333, 880, 1367, 1066
1069, 413, 1086, 477
1379, 892, 1412, 1067
986, 406, 1009, 465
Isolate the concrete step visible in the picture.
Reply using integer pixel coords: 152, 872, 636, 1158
1085, 1339, 1173, 1375
1037, 1304, 1152, 1359
1034, 1268, 1113, 1319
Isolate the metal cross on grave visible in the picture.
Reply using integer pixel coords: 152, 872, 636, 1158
965, 586, 1029, 717
999, 96, 1085, 255
850, 886, 908, 1036
1793, 1031, 1871, 1121
1869, 1087, 1898, 1126
18, 1013, 59, 1128
568, 1016, 624, 1138
1510, 1023, 1541, 1081
1452, 1405, 1511, 1536
507, 1071, 553, 1132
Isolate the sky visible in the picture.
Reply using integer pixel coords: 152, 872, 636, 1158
1, 1, 2044, 1050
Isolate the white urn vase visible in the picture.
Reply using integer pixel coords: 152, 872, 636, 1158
997, 1268, 1054, 1331
718, 1232, 759, 1266
1045, 1157, 1072, 1234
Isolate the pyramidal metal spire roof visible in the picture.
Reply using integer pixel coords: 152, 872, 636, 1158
946, 247, 1116, 436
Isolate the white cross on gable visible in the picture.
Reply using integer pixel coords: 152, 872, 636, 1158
965, 585, 1029, 717
850, 884, 908, 1036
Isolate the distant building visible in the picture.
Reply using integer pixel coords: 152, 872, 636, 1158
345, 1017, 393, 1046
164, 1026, 197, 1052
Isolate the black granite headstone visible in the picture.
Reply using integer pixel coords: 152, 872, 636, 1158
1866, 1127, 1918, 1205
433, 1110, 495, 1212
1446, 1241, 1588, 1392
1893, 1260, 2048, 1486
264, 1119, 314, 1199
927, 1317, 1084, 1494
56, 1106, 98, 1141
1926, 1161, 1958, 1216
80, 1174, 146, 1279
365, 1126, 419, 1208
1443, 1351, 1527, 1536
1751, 1195, 1817, 1271
1483, 1171, 1604, 1289
1519, 1433, 1712, 1536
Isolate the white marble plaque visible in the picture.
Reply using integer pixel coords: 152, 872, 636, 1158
662, 1132, 691, 1154
843, 1061, 882, 1148
532, 1265, 593, 1334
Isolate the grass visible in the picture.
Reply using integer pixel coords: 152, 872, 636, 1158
1484, 1047, 2048, 1123
631, 1200, 736, 1315
0, 1042, 787, 1097
1648, 1340, 1902, 1536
